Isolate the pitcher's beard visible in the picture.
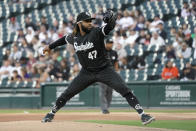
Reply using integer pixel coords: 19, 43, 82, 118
81, 24, 91, 33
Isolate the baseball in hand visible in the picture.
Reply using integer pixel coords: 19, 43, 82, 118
38, 47, 47, 56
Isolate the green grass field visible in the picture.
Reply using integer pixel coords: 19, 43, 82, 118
0, 109, 195, 130
77, 120, 196, 131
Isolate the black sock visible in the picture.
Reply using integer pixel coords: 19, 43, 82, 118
51, 97, 66, 114
124, 92, 144, 114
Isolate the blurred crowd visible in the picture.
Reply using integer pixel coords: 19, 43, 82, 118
8, 0, 33, 4
0, 1, 196, 88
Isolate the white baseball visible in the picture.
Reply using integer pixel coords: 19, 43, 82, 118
38, 47, 45, 56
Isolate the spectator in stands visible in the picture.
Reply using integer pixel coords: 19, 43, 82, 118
37, 66, 50, 87
118, 45, 127, 60
51, 19, 59, 32
57, 59, 70, 81
144, 32, 151, 45
166, 45, 176, 59
49, 51, 61, 69
170, 27, 177, 36
62, 21, 73, 34
172, 35, 183, 56
58, 28, 65, 38
116, 11, 123, 28
20, 37, 33, 58
67, 15, 75, 25
118, 57, 128, 70
150, 31, 165, 47
41, 16, 49, 30
182, 24, 191, 36
158, 23, 167, 40
118, 10, 134, 30
35, 55, 47, 69
135, 29, 147, 45
149, 15, 164, 33
191, 0, 196, 16
68, 56, 77, 69
48, 28, 59, 42
185, 33, 193, 48
9, 17, 20, 33
3, 48, 11, 60
25, 16, 36, 31
26, 51, 36, 71
29, 65, 40, 80
47, 52, 63, 81
44, 33, 52, 45
117, 32, 128, 48
48, 59, 70, 82
25, 27, 35, 44
10, 70, 22, 82
48, 64, 59, 82
112, 31, 121, 48
129, 10, 138, 30
181, 1, 191, 17
134, 9, 142, 18
69, 64, 80, 81
170, 27, 177, 42
161, 60, 179, 80
12, 60, 22, 75
94, 7, 104, 26
135, 15, 146, 31
39, 25, 48, 42
125, 29, 139, 48
180, 62, 196, 80
0, 59, 13, 80
17, 28, 25, 43
31, 35, 42, 52
177, 27, 185, 38
9, 43, 22, 62
178, 42, 192, 59
20, 67, 31, 81
127, 55, 145, 70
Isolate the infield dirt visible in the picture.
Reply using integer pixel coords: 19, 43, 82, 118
0, 112, 195, 131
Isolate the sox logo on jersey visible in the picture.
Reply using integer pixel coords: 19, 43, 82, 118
74, 41, 94, 52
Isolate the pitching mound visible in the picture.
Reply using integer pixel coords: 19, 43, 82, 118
0, 121, 181, 131
0, 112, 194, 131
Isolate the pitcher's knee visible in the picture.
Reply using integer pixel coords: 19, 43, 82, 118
113, 85, 130, 97
123, 91, 134, 97
113, 89, 129, 97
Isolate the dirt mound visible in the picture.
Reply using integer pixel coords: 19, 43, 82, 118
0, 112, 194, 131
0, 121, 182, 131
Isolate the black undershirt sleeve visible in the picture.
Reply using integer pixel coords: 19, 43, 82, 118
49, 35, 67, 49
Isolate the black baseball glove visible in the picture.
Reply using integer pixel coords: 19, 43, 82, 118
103, 10, 117, 23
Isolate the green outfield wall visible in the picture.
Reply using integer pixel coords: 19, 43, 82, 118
0, 81, 195, 108
41, 81, 196, 108
0, 88, 40, 108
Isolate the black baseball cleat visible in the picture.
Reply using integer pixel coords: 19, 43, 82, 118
42, 113, 55, 123
141, 114, 155, 125
102, 110, 110, 114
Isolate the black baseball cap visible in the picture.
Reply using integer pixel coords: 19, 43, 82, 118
76, 12, 95, 24
106, 38, 113, 44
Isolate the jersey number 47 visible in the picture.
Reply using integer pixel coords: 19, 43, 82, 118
88, 50, 97, 60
